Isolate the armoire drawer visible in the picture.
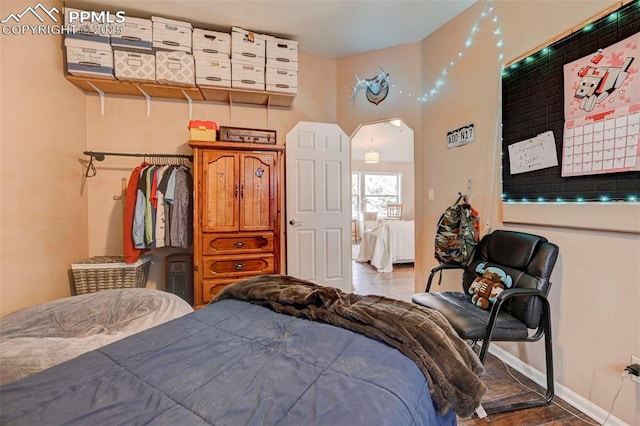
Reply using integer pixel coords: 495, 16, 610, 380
202, 233, 274, 255
202, 254, 274, 279
202, 278, 242, 304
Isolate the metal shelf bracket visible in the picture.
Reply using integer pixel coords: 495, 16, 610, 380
182, 90, 193, 120
86, 81, 105, 115
136, 86, 152, 117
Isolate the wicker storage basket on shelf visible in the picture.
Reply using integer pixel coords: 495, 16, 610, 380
71, 255, 152, 295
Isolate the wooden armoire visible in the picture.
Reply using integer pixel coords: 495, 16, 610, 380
189, 141, 284, 308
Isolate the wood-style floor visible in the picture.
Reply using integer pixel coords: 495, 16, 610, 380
351, 247, 598, 425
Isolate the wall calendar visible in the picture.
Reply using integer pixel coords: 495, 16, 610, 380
562, 31, 640, 177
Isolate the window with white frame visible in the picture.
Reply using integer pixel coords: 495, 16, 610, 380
352, 172, 401, 217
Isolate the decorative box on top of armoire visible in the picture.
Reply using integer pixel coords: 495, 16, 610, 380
189, 140, 284, 308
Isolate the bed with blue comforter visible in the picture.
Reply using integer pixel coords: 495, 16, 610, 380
0, 275, 486, 425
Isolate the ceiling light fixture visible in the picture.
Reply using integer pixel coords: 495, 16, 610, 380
364, 148, 379, 163
389, 119, 402, 127
364, 139, 379, 163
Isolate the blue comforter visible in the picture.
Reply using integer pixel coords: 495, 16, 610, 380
0, 299, 457, 425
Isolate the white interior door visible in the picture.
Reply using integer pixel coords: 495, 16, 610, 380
286, 122, 352, 292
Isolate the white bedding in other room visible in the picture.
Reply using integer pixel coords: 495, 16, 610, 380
356, 220, 415, 272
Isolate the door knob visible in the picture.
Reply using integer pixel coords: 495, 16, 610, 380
289, 219, 302, 226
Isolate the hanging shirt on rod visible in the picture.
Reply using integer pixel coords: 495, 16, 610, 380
125, 160, 193, 262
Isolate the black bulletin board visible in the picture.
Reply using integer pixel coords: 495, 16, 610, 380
501, 1, 640, 202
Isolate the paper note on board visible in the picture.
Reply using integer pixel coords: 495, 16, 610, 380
508, 131, 559, 174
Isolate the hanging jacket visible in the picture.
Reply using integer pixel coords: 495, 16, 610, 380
123, 162, 148, 263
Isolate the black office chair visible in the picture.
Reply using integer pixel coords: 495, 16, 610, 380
412, 230, 559, 414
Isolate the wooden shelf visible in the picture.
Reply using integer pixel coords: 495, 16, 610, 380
65, 75, 295, 107
189, 140, 285, 151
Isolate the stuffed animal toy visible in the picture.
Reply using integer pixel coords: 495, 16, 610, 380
468, 263, 513, 310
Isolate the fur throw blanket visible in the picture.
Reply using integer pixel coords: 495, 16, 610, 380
215, 275, 487, 417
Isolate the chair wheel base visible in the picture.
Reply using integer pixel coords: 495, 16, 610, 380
478, 394, 554, 416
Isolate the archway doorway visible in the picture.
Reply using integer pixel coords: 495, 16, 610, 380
350, 118, 415, 298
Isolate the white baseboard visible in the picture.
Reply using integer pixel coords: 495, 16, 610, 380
488, 345, 629, 426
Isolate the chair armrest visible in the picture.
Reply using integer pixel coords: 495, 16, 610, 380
482, 287, 550, 345
489, 287, 548, 319
425, 263, 465, 292
495, 287, 546, 302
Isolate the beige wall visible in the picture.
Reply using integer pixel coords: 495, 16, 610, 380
337, 41, 422, 141
413, 1, 639, 424
0, 1, 88, 316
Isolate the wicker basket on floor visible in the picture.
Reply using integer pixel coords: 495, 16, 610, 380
71, 255, 152, 295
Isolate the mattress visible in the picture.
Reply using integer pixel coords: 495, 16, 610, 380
0, 298, 458, 425
0, 288, 193, 386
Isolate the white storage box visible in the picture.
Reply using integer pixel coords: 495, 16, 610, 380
193, 29, 231, 57
266, 37, 298, 70
152, 16, 193, 53
196, 59, 231, 88
231, 27, 266, 63
156, 51, 195, 86
194, 50, 229, 62
110, 16, 152, 51
232, 59, 265, 90
64, 7, 112, 44
265, 67, 297, 94
65, 37, 114, 79
114, 50, 156, 83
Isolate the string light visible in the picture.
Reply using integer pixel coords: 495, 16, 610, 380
499, 195, 639, 203
391, 0, 504, 104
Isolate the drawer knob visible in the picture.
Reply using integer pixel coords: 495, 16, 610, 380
234, 263, 246, 270
234, 241, 245, 248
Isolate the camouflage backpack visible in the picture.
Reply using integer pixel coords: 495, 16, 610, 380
434, 194, 480, 265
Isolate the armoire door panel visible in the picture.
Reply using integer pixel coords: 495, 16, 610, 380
240, 153, 275, 231
202, 151, 239, 232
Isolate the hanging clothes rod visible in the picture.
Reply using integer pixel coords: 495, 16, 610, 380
83, 151, 193, 178
83, 150, 193, 161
